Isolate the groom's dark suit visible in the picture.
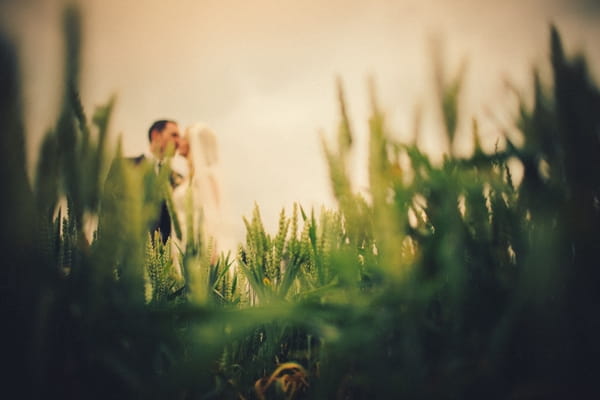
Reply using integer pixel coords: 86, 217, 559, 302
128, 154, 173, 244
103, 153, 174, 245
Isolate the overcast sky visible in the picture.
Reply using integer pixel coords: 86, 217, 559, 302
2, 0, 600, 248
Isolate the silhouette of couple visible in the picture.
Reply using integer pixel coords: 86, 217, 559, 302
128, 119, 222, 253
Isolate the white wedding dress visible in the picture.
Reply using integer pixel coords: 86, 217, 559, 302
171, 123, 223, 257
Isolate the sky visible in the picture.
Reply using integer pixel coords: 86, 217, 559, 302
1, 0, 600, 249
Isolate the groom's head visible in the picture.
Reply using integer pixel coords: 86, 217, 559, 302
148, 119, 180, 159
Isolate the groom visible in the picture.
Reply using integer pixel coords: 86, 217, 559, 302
131, 119, 181, 243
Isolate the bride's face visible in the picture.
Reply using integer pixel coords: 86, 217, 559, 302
178, 136, 190, 157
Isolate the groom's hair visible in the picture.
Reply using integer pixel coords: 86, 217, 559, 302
148, 119, 177, 142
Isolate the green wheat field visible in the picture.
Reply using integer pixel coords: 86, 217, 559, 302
2, 6, 600, 400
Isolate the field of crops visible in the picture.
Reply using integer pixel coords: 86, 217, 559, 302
2, 6, 600, 400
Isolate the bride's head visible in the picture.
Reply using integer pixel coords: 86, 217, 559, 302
178, 134, 190, 158
184, 122, 218, 167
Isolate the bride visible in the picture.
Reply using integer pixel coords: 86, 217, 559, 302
171, 122, 223, 261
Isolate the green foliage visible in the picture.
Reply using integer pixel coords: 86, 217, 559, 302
3, 6, 600, 399
239, 204, 311, 303
145, 232, 180, 303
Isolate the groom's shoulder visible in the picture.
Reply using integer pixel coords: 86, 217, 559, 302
127, 154, 146, 166
106, 154, 148, 180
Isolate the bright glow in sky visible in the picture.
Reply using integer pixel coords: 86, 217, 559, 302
2, 0, 600, 249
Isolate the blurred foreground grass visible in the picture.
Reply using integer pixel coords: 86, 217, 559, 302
2, 6, 600, 400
